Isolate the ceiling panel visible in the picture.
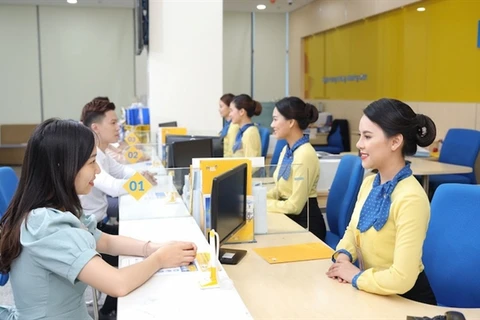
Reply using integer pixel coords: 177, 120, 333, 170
0, 0, 134, 8
0, 0, 314, 12
224, 0, 315, 13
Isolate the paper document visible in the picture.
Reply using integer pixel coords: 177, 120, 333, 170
254, 242, 334, 264
121, 252, 211, 274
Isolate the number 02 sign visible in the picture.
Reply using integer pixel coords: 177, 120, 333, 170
124, 146, 144, 164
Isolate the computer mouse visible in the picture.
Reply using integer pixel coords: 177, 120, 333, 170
445, 311, 466, 320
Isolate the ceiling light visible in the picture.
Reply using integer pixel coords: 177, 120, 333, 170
67, 0, 77, 4
417, 7, 426, 12
257, 4, 266, 10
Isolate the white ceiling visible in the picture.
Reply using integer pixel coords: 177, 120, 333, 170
0, 0, 314, 12
0, 0, 134, 7
224, 0, 315, 13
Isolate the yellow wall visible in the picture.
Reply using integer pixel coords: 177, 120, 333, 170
304, 0, 480, 102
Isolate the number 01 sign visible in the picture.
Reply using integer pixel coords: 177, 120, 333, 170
123, 172, 152, 200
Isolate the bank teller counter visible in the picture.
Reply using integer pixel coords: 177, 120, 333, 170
222, 214, 480, 320
119, 159, 314, 237
118, 165, 191, 221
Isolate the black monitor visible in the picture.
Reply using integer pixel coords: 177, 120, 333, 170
166, 134, 224, 158
210, 163, 248, 265
158, 121, 178, 127
169, 139, 213, 168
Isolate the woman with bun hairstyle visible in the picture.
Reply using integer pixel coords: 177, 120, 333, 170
218, 93, 239, 157
267, 97, 326, 241
327, 98, 437, 305
229, 94, 262, 158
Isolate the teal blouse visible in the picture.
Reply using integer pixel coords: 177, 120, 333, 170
1, 207, 101, 320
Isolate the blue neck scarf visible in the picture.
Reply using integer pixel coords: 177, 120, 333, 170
232, 123, 254, 153
277, 135, 310, 181
357, 163, 412, 232
219, 120, 231, 138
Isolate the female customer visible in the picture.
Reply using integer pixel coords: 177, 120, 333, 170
267, 97, 326, 241
326, 98, 437, 305
0, 119, 197, 319
229, 94, 262, 158
218, 93, 239, 157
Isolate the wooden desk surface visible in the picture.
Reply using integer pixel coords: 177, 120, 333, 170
338, 154, 472, 176
408, 157, 472, 175
266, 213, 307, 234
224, 215, 480, 320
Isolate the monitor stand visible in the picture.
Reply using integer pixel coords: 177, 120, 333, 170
219, 248, 247, 265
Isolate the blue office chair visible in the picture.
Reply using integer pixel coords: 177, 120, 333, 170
0, 167, 19, 286
270, 139, 288, 166
423, 184, 480, 308
324, 155, 364, 249
258, 126, 270, 157
429, 128, 480, 191
268, 139, 288, 177
314, 119, 350, 154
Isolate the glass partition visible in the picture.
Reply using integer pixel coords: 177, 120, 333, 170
118, 154, 192, 221
118, 150, 316, 238
253, 164, 311, 235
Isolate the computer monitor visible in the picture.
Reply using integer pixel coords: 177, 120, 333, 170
210, 163, 248, 265
166, 134, 224, 158
158, 121, 178, 127
169, 139, 213, 168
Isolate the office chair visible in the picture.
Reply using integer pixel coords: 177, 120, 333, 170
270, 139, 288, 166
423, 184, 480, 307
324, 155, 364, 248
429, 128, 480, 191
258, 126, 270, 157
0, 167, 19, 286
268, 139, 288, 177
314, 119, 350, 154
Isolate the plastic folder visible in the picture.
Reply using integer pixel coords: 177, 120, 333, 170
253, 242, 334, 264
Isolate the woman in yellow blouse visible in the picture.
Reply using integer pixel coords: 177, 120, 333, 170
218, 93, 239, 157
229, 94, 262, 158
326, 98, 437, 305
267, 97, 326, 241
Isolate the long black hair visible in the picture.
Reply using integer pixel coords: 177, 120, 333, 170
0, 118, 96, 272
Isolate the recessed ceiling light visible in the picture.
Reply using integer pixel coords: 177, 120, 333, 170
257, 4, 266, 10
417, 7, 426, 12
67, 0, 77, 4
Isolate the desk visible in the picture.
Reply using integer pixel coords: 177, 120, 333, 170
267, 213, 306, 234
408, 157, 472, 194
118, 217, 252, 319
223, 215, 480, 319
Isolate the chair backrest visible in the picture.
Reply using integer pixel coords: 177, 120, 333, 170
326, 155, 364, 238
423, 184, 480, 308
0, 167, 19, 216
0, 167, 18, 287
328, 120, 350, 151
270, 139, 288, 166
258, 126, 270, 157
439, 128, 480, 183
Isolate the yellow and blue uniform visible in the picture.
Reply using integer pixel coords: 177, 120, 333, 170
267, 140, 326, 240
335, 174, 433, 299
232, 124, 261, 158
219, 120, 231, 138
223, 123, 239, 158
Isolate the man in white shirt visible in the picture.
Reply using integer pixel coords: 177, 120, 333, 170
79, 97, 155, 320
79, 97, 156, 225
